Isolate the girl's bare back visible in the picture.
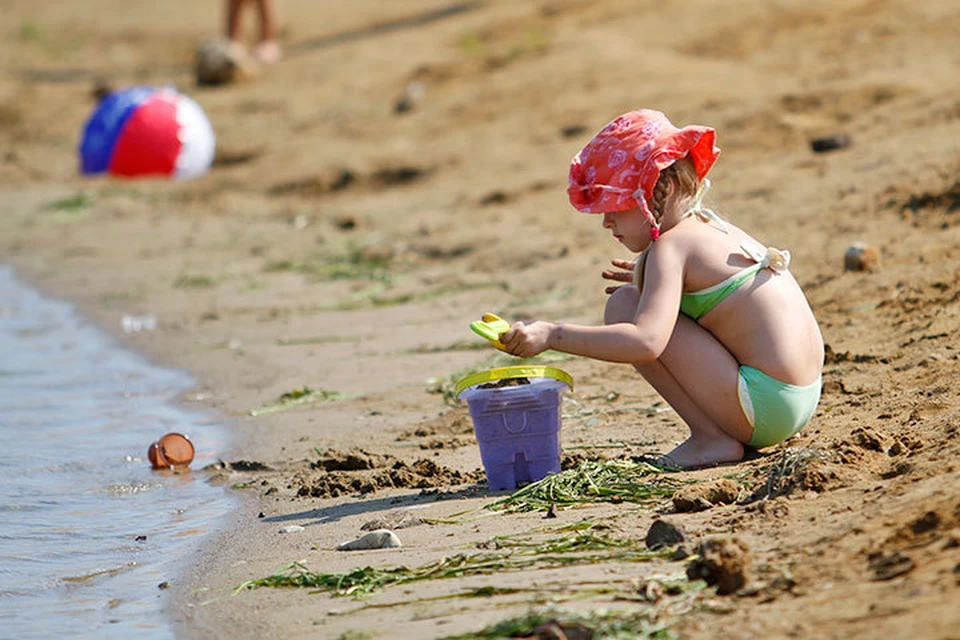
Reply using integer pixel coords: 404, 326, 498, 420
657, 216, 823, 386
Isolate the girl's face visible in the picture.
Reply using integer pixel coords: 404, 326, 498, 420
602, 207, 651, 253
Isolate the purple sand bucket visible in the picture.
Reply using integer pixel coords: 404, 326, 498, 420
456, 366, 573, 491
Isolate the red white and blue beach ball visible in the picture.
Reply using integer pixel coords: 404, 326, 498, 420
79, 86, 215, 180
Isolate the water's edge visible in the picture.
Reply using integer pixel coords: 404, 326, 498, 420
0, 262, 245, 638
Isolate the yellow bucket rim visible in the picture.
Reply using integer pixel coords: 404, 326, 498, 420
455, 365, 574, 398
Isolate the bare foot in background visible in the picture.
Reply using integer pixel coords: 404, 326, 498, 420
253, 40, 282, 65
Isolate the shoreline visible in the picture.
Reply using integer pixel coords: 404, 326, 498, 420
0, 260, 244, 639
0, 260, 249, 629
4, 1, 960, 637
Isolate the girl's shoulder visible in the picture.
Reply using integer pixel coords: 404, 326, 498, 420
654, 219, 766, 282
659, 217, 745, 254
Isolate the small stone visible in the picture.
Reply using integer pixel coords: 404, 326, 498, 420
194, 36, 258, 86
158, 581, 170, 590
844, 242, 881, 271
279, 525, 305, 534
810, 133, 852, 153
335, 215, 357, 231
337, 529, 402, 551
670, 544, 691, 561
645, 518, 688, 550
195, 38, 238, 86
394, 81, 425, 114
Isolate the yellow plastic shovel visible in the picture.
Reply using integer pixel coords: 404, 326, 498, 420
469, 312, 511, 351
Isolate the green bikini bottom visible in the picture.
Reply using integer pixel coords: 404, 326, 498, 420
737, 365, 822, 448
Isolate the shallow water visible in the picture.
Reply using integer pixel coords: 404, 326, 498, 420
0, 265, 235, 639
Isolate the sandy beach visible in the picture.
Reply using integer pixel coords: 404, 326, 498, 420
3, 1, 960, 638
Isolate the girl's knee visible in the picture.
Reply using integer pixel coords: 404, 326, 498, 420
604, 285, 640, 325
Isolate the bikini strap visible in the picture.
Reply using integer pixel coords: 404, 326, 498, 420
741, 241, 791, 272
683, 179, 730, 233
684, 181, 790, 272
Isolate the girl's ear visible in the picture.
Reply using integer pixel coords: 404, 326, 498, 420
664, 172, 678, 197
659, 177, 678, 216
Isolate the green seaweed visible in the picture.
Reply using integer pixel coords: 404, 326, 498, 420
484, 459, 686, 514
438, 607, 677, 640
239, 526, 667, 599
249, 385, 341, 416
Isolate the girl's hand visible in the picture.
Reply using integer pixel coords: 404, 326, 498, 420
500, 321, 554, 358
601, 258, 635, 295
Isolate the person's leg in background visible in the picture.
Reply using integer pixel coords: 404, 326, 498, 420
225, 0, 281, 64
253, 0, 281, 64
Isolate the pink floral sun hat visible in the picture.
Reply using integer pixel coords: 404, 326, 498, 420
567, 109, 721, 240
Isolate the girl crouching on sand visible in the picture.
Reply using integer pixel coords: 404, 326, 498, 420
500, 109, 824, 468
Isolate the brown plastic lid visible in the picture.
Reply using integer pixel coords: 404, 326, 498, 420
148, 432, 195, 470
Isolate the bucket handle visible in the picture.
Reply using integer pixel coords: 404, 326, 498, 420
501, 411, 527, 434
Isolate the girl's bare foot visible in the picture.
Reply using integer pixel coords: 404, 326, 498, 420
664, 435, 744, 469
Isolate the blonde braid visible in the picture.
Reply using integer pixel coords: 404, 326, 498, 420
633, 158, 700, 290
650, 165, 674, 222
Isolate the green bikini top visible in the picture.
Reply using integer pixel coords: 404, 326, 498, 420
680, 243, 791, 320
653, 180, 792, 320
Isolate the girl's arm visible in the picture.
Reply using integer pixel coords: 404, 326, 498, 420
500, 242, 685, 363
500, 320, 662, 363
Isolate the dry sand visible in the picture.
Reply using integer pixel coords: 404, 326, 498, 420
2, 1, 960, 638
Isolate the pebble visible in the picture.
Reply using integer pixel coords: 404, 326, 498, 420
337, 529, 402, 551
279, 525, 305, 534
810, 133, 852, 153
645, 518, 688, 550
122, 315, 156, 333
194, 37, 257, 86
394, 81, 425, 114
844, 242, 881, 271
